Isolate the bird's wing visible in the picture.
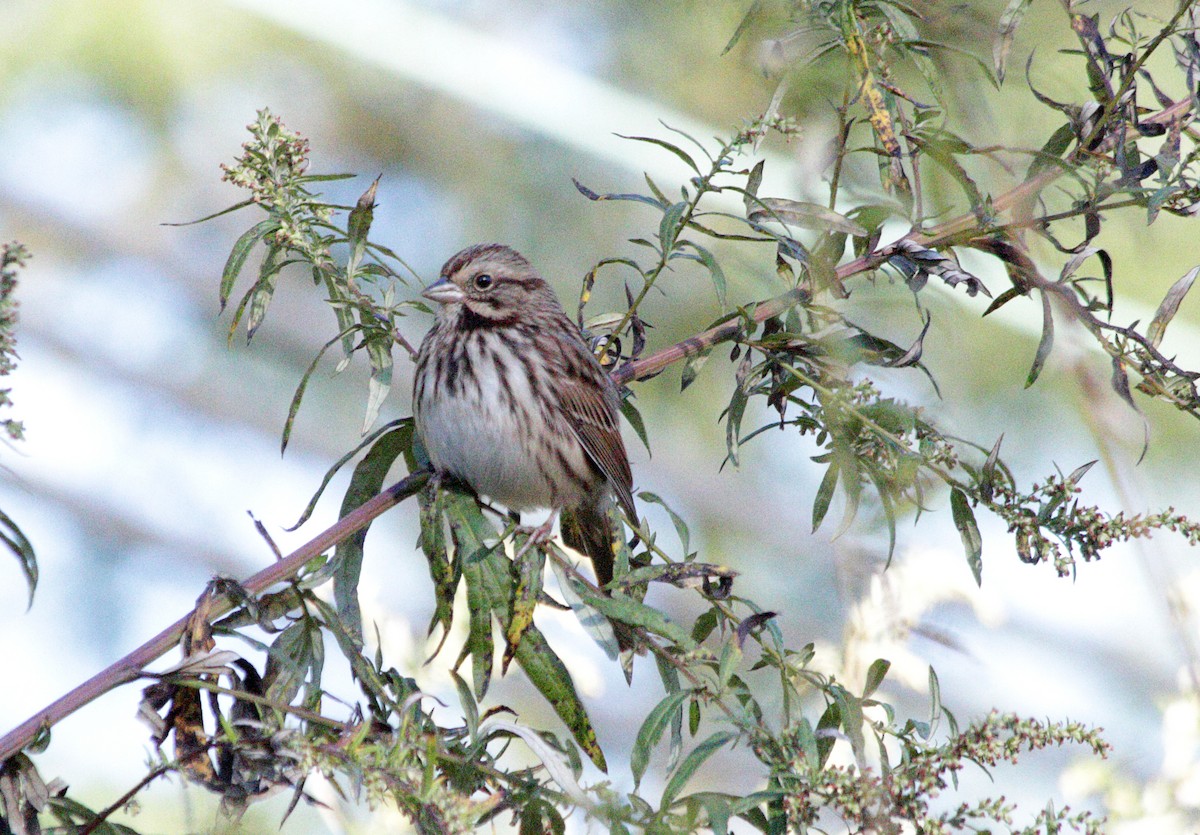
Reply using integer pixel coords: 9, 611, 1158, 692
559, 373, 637, 522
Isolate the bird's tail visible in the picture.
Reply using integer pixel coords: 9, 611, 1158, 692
560, 495, 637, 655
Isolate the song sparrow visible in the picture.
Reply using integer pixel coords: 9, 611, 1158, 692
412, 243, 637, 592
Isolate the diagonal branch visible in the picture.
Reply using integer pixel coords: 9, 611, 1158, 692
0, 470, 431, 765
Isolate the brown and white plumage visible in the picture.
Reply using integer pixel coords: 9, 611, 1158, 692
412, 243, 636, 589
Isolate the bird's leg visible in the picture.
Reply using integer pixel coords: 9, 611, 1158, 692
511, 509, 561, 560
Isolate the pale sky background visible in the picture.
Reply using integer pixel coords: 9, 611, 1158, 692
2, 1, 1200, 832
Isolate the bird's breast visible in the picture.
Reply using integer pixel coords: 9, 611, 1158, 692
415, 329, 592, 511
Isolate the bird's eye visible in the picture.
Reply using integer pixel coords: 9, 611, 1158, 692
473, 274, 494, 290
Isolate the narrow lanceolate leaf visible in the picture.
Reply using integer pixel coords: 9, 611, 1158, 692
513, 624, 608, 771
504, 542, 545, 672
335, 421, 413, 646
863, 658, 891, 698
680, 240, 728, 311
660, 732, 736, 809
950, 487, 983, 586
980, 434, 1004, 503
550, 555, 620, 658
994, 0, 1035, 83
743, 159, 765, 215
245, 248, 286, 340
362, 333, 394, 433
459, 549, 496, 699
680, 346, 713, 391
581, 591, 695, 649
282, 327, 359, 454
631, 690, 693, 788
1025, 291, 1055, 388
346, 176, 379, 279
1148, 265, 1200, 348
615, 134, 701, 174
419, 487, 456, 651
812, 460, 839, 533
748, 198, 867, 236
0, 508, 36, 607
619, 396, 651, 455
219, 219, 277, 310
722, 0, 763, 54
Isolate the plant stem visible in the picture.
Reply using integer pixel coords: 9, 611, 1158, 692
0, 470, 430, 765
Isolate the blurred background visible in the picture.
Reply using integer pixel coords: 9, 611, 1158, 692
2, 0, 1200, 831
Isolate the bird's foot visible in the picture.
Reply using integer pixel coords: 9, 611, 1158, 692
511, 511, 560, 560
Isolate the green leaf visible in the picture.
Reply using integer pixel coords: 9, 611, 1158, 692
812, 460, 839, 533
661, 731, 736, 809
264, 620, 324, 710
1025, 291, 1054, 388
815, 701, 840, 767
580, 591, 695, 649
615, 134, 701, 174
287, 418, 410, 530
744, 160, 765, 217
632, 689, 693, 788
245, 246, 286, 340
0, 508, 36, 607
637, 491, 691, 556
457, 542, 499, 699
979, 434, 1004, 503
334, 421, 414, 645
282, 326, 360, 454
680, 346, 713, 391
1025, 122, 1077, 180
450, 669, 479, 740
549, 556, 620, 658
679, 240, 728, 310
863, 658, 891, 698
219, 218, 277, 310
519, 799, 565, 835
346, 176, 379, 279
1148, 265, 1199, 348
927, 665, 943, 739
659, 201, 688, 250
513, 624, 607, 771
950, 487, 983, 585
362, 333, 394, 433
722, 0, 763, 54
620, 396, 652, 455
994, 0, 1034, 83
504, 541, 545, 671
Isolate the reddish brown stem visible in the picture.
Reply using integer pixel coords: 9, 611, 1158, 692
0, 470, 430, 765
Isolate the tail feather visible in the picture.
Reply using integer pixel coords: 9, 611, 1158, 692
560, 496, 637, 656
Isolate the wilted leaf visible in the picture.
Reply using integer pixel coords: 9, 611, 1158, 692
1148, 265, 1200, 348
736, 611, 777, 649
749, 198, 867, 236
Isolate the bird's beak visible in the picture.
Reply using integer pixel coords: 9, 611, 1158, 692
422, 277, 465, 305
